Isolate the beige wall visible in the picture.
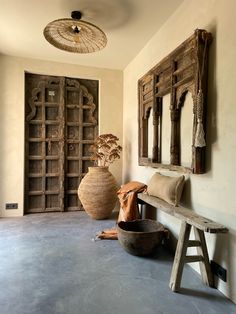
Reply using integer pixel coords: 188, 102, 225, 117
0, 55, 123, 217
0, 0, 235, 304
123, 0, 236, 303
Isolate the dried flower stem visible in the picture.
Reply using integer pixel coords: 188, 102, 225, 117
90, 134, 122, 167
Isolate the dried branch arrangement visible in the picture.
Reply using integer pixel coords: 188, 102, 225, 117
90, 134, 122, 166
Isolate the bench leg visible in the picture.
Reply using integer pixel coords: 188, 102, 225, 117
193, 227, 214, 287
169, 222, 191, 292
169, 223, 214, 292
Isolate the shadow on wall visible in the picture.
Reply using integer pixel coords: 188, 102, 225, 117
205, 21, 217, 173
123, 126, 133, 183
212, 229, 236, 303
0, 57, 7, 215
180, 176, 192, 209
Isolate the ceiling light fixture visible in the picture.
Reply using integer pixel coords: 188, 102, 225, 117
43, 11, 107, 53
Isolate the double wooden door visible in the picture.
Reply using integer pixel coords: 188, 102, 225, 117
25, 74, 98, 213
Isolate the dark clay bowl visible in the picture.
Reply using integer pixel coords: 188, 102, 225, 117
117, 219, 165, 256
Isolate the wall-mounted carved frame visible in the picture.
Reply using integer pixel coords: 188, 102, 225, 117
138, 29, 212, 174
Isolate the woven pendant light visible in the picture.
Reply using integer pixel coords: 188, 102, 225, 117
44, 11, 107, 53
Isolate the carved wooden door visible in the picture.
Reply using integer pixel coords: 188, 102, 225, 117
25, 74, 98, 213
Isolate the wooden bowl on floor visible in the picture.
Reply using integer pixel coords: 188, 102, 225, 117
117, 219, 165, 256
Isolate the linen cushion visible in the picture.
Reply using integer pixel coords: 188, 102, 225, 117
147, 173, 185, 206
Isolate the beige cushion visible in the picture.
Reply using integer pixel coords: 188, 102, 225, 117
147, 173, 185, 206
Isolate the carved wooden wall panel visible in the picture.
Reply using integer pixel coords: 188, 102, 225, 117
25, 74, 98, 213
138, 29, 212, 174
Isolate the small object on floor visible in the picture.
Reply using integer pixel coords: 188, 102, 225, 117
91, 237, 100, 242
96, 228, 118, 240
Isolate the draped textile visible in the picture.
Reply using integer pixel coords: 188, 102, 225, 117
97, 181, 147, 240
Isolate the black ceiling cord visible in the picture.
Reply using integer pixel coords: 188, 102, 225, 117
71, 11, 82, 20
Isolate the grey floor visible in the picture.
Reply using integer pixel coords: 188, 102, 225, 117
0, 212, 235, 314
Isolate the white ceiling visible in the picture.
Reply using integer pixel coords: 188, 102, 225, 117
0, 0, 183, 70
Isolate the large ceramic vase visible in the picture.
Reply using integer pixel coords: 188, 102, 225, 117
78, 166, 118, 219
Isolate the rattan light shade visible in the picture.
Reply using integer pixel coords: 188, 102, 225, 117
44, 18, 107, 53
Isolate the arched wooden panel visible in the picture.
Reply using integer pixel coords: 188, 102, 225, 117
138, 29, 212, 173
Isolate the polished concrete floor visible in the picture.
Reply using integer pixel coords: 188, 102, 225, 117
0, 212, 235, 314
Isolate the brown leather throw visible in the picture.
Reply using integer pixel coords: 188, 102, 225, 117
96, 181, 147, 240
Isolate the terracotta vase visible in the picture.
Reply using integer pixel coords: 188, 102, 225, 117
78, 166, 118, 219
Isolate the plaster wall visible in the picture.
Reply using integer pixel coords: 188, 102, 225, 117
0, 55, 123, 217
123, 0, 236, 303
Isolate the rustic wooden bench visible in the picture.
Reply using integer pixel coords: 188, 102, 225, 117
137, 193, 228, 292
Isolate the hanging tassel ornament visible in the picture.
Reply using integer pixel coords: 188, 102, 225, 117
194, 89, 206, 147
194, 31, 208, 148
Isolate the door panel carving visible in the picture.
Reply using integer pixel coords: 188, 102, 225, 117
25, 74, 98, 213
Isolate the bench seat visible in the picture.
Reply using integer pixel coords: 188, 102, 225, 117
137, 193, 228, 233
137, 193, 229, 292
